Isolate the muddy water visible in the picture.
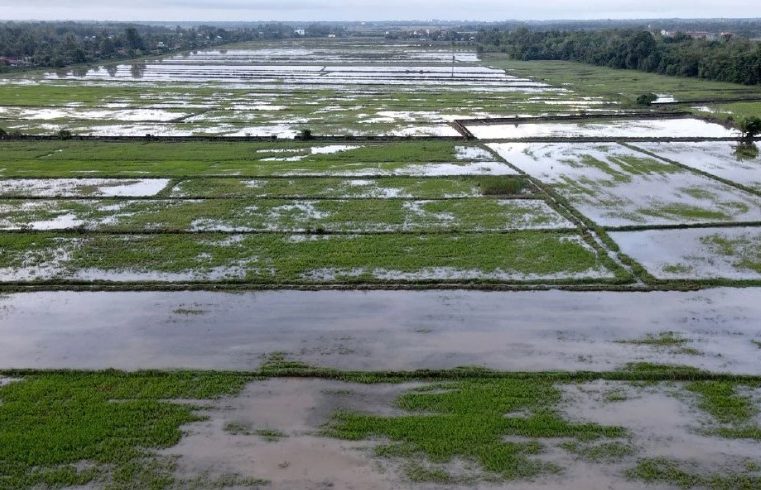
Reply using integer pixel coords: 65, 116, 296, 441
161, 378, 761, 489
0, 289, 760, 373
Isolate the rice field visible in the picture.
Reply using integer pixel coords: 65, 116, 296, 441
4, 35, 761, 490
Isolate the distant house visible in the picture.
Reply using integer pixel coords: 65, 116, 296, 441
294, 29, 306, 37
0, 57, 30, 67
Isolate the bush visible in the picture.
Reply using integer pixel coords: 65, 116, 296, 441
739, 117, 761, 140
299, 129, 313, 140
57, 129, 73, 140
635, 93, 658, 106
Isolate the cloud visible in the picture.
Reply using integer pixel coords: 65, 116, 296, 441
0, 0, 759, 21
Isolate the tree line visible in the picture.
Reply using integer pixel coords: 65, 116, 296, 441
478, 28, 761, 85
0, 22, 337, 70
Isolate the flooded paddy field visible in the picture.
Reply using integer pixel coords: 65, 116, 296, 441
0, 39, 614, 138
611, 227, 761, 280
467, 117, 738, 140
631, 141, 761, 193
3, 37, 761, 490
0, 139, 630, 286
1, 288, 760, 372
488, 142, 761, 228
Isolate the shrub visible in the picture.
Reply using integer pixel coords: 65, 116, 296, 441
299, 129, 313, 140
738, 117, 761, 140
57, 129, 73, 140
635, 93, 658, 106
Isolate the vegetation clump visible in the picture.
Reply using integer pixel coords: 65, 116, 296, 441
636, 93, 658, 106
326, 379, 626, 482
738, 116, 761, 141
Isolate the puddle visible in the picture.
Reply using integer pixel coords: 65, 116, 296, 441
1, 288, 760, 372
0, 179, 170, 197
162, 379, 415, 489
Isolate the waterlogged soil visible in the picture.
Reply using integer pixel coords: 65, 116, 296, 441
153, 377, 761, 489
1, 288, 760, 372
162, 379, 415, 490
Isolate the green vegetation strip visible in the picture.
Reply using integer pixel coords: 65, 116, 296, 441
0, 231, 618, 284
0, 364, 760, 489
0, 197, 570, 233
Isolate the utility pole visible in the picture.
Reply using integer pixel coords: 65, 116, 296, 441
451, 40, 455, 78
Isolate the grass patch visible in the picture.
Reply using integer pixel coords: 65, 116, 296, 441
325, 379, 626, 483
0, 231, 618, 284
0, 372, 250, 489
474, 177, 529, 196
617, 332, 701, 355
561, 440, 634, 463
627, 458, 761, 489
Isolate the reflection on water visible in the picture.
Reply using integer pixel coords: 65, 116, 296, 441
130, 62, 146, 79
734, 142, 759, 161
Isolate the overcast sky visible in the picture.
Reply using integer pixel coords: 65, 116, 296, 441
0, 0, 759, 22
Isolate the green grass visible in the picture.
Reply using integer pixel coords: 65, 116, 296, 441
618, 331, 689, 348
692, 102, 761, 123
0, 231, 618, 284
325, 379, 626, 482
628, 458, 761, 489
688, 381, 758, 425
0, 367, 758, 488
485, 57, 761, 104
616, 332, 703, 356
561, 440, 634, 463
474, 176, 530, 196
0, 198, 572, 233
0, 141, 492, 178
0, 372, 250, 489
169, 177, 530, 199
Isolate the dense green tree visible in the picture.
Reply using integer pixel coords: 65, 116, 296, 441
478, 28, 761, 85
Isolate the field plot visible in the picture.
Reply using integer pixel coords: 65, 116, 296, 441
632, 141, 761, 193
0, 140, 625, 286
0, 39, 617, 138
487, 57, 761, 104
0, 198, 573, 232
487, 142, 761, 227
611, 227, 761, 280
0, 141, 518, 177
467, 116, 738, 139
0, 232, 614, 284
